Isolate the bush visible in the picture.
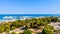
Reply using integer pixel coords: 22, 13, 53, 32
23, 30, 32, 34
42, 25, 54, 34
12, 32, 16, 34
10, 26, 16, 30
5, 29, 10, 34
0, 26, 4, 33
37, 26, 44, 30
19, 32, 23, 34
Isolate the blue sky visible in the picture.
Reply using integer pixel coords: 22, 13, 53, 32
0, 0, 60, 14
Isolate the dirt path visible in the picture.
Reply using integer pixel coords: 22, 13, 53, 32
2, 26, 25, 34
1, 26, 42, 34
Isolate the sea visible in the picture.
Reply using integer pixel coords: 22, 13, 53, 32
0, 14, 60, 21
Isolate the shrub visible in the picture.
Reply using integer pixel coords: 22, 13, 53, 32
42, 25, 54, 34
12, 32, 16, 34
23, 30, 32, 34
10, 26, 16, 30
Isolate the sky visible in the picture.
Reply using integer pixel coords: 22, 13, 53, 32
0, 0, 60, 14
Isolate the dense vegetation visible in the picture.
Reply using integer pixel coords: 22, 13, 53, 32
23, 29, 32, 34
42, 25, 54, 34
0, 16, 60, 34
11, 32, 16, 34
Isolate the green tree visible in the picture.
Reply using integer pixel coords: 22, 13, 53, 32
37, 26, 44, 30
0, 26, 4, 33
12, 32, 16, 34
42, 25, 54, 34
23, 30, 32, 34
50, 16, 59, 22
4, 24, 10, 31
25, 19, 31, 29
45, 17, 51, 23
5, 29, 10, 34
10, 26, 16, 30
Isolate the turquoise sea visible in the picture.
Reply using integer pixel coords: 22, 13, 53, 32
0, 14, 60, 20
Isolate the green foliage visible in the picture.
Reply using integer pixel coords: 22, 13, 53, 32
0, 26, 4, 33
4, 24, 10, 31
54, 30, 59, 32
5, 29, 10, 34
19, 32, 23, 34
45, 25, 54, 30
37, 26, 44, 30
42, 25, 54, 34
10, 26, 16, 30
50, 16, 59, 22
12, 32, 16, 34
0, 16, 59, 33
23, 30, 32, 34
